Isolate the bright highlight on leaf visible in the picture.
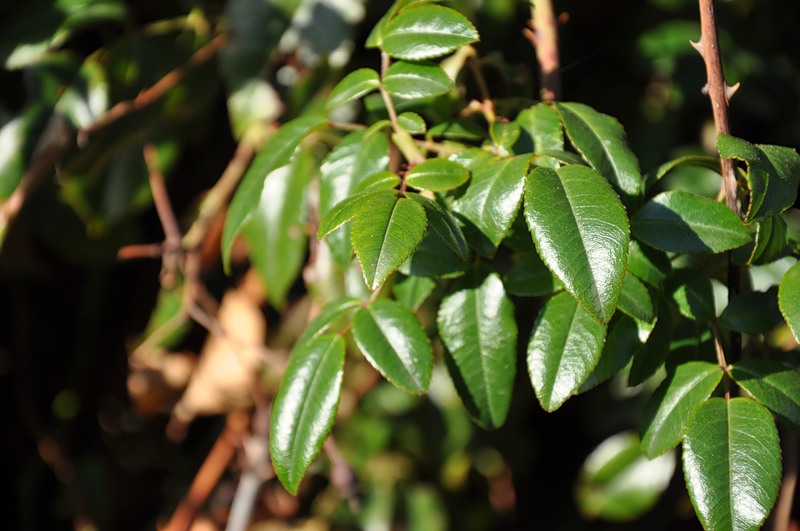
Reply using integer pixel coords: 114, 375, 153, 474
730, 359, 800, 433
380, 5, 479, 61
270, 335, 345, 495
525, 165, 630, 323
405, 158, 469, 192
326, 68, 380, 110
683, 398, 781, 531
382, 60, 452, 100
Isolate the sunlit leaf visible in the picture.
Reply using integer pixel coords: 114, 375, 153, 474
326, 68, 380, 110
514, 103, 563, 168
383, 60, 452, 99
406, 158, 469, 192
617, 271, 655, 324
730, 359, 800, 433
380, 5, 479, 61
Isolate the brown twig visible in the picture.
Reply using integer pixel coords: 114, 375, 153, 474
78, 34, 226, 145
0, 114, 72, 247
770, 430, 798, 531
162, 410, 250, 531
525, 0, 561, 101
692, 0, 741, 216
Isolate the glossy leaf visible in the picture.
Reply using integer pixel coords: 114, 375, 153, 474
352, 171, 401, 193
639, 361, 722, 458
223, 114, 327, 271
397, 112, 426, 134
525, 165, 630, 323
554, 102, 641, 206
382, 60, 452, 99
453, 155, 529, 257
749, 216, 790, 266
778, 261, 800, 343
628, 297, 673, 386
317, 190, 392, 240
576, 432, 676, 522
490, 121, 521, 153
514, 103, 563, 168
352, 299, 433, 395
631, 191, 751, 254
718, 133, 800, 223
730, 359, 800, 433
296, 298, 360, 348
643, 155, 719, 191
617, 271, 655, 324
407, 192, 468, 259
683, 398, 781, 531
504, 251, 562, 297
393, 275, 436, 311
429, 120, 486, 142
579, 314, 643, 393
380, 5, 479, 61
326, 68, 380, 110
406, 159, 469, 192
719, 289, 782, 334
627, 240, 671, 287
438, 273, 517, 428
527, 291, 606, 411
667, 270, 716, 322
270, 334, 345, 494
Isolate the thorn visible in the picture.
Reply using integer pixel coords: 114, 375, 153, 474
726, 82, 740, 102
690, 39, 704, 55
701, 83, 710, 96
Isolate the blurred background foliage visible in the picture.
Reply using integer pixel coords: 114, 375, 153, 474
0, 0, 798, 529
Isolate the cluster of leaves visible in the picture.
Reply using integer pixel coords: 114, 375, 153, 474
218, 1, 800, 528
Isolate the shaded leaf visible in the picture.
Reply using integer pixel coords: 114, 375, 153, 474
513, 103, 563, 168
644, 155, 719, 191
383, 60, 452, 99
719, 289, 782, 334
730, 359, 800, 433
631, 191, 751, 254
326, 68, 380, 110
525, 165, 629, 323
639, 361, 722, 457
429, 120, 486, 142
380, 5, 479, 61
407, 192, 468, 259
683, 398, 781, 531
576, 432, 676, 522
353, 299, 433, 395
406, 159, 469, 192
438, 273, 517, 428
618, 271, 655, 324
393, 275, 436, 311
628, 297, 673, 386
223, 114, 327, 270
627, 240, 671, 287
718, 133, 800, 223
296, 297, 360, 347
527, 291, 606, 411
667, 270, 716, 322
504, 251, 562, 297
270, 334, 345, 494
778, 261, 800, 343
554, 102, 641, 206
579, 314, 642, 393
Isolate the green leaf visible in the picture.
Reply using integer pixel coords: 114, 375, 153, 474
242, 152, 311, 308
319, 130, 390, 266
397, 112, 427, 134
525, 165, 630, 323
719, 289, 782, 334
326, 68, 380, 110
399, 231, 467, 278
504, 251, 562, 297
296, 298, 360, 348
718, 133, 800, 224
667, 270, 716, 322
639, 361, 722, 458
317, 190, 393, 240
438, 273, 517, 428
579, 314, 643, 393
380, 5, 479, 61
778, 261, 800, 343
270, 334, 345, 495
554, 102, 641, 206
513, 103, 563, 168
631, 191, 751, 254
628, 297, 673, 386
576, 432, 676, 522
617, 271, 655, 324
730, 359, 800, 433
750, 215, 790, 266
382, 60, 452, 100
453, 155, 530, 257
428, 120, 486, 142
627, 240, 671, 287
352, 299, 433, 395
406, 159, 469, 192
393, 275, 436, 311
223, 114, 327, 271
643, 155, 719, 191
527, 291, 606, 411
353, 195, 427, 290
407, 192, 468, 261
353, 171, 401, 193
365, 0, 429, 49
489, 121, 521, 153
683, 398, 781, 531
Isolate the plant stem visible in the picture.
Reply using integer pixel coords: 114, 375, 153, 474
770, 430, 798, 531
525, 0, 561, 101
693, 0, 740, 216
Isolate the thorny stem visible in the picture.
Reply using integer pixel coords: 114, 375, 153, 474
694, 0, 743, 365
525, 0, 561, 101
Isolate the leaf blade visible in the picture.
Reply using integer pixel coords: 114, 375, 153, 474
380, 5, 479, 61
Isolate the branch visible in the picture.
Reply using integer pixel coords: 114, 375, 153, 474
525, 0, 561, 101
693, 0, 741, 216
78, 34, 226, 145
